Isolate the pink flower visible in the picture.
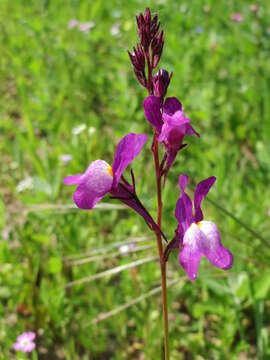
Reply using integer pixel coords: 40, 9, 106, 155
13, 332, 36, 353
79, 21, 95, 33
60, 154, 72, 165
231, 13, 244, 22
68, 19, 78, 29
250, 4, 259, 13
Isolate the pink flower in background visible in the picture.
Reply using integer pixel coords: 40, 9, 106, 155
68, 19, 78, 29
250, 4, 259, 13
60, 154, 73, 165
79, 21, 95, 33
13, 332, 36, 353
231, 13, 244, 22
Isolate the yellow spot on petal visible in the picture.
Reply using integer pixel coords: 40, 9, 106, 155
197, 221, 202, 228
107, 165, 113, 177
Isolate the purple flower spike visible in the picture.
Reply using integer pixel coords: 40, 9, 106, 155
166, 174, 233, 281
13, 332, 36, 353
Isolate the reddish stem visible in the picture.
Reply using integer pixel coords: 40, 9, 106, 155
152, 133, 169, 360
146, 47, 169, 359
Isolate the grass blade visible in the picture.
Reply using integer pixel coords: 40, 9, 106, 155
65, 256, 158, 288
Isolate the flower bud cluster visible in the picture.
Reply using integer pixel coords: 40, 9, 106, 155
129, 7, 170, 96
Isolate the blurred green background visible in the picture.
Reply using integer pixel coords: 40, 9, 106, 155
1, 0, 270, 359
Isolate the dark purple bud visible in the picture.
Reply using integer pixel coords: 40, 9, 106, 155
136, 13, 144, 40
134, 68, 147, 88
153, 69, 172, 98
151, 30, 165, 68
144, 7, 151, 26
128, 44, 145, 71
136, 8, 161, 51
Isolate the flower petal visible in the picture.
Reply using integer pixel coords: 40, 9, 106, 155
158, 111, 197, 181
164, 97, 182, 115
23, 342, 36, 353
159, 111, 190, 144
175, 174, 193, 237
179, 223, 204, 281
63, 174, 82, 185
74, 160, 113, 209
185, 124, 200, 138
143, 95, 163, 133
112, 133, 147, 187
199, 221, 234, 270
13, 342, 23, 351
194, 176, 216, 222
23, 332, 36, 341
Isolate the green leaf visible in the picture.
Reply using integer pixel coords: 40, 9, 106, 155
254, 271, 270, 300
48, 257, 62, 274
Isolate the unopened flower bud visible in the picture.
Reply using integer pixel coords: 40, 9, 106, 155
153, 69, 172, 98
128, 44, 145, 71
151, 30, 165, 68
136, 8, 160, 50
134, 68, 147, 88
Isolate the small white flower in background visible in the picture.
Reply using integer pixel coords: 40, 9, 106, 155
79, 21, 95, 33
88, 126, 96, 135
110, 23, 120, 37
119, 242, 137, 255
60, 154, 73, 165
16, 177, 34, 193
68, 19, 78, 29
72, 123, 86, 136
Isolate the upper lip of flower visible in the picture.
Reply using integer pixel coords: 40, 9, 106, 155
175, 174, 216, 235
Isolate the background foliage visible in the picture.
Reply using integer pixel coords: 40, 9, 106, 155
1, 0, 270, 359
